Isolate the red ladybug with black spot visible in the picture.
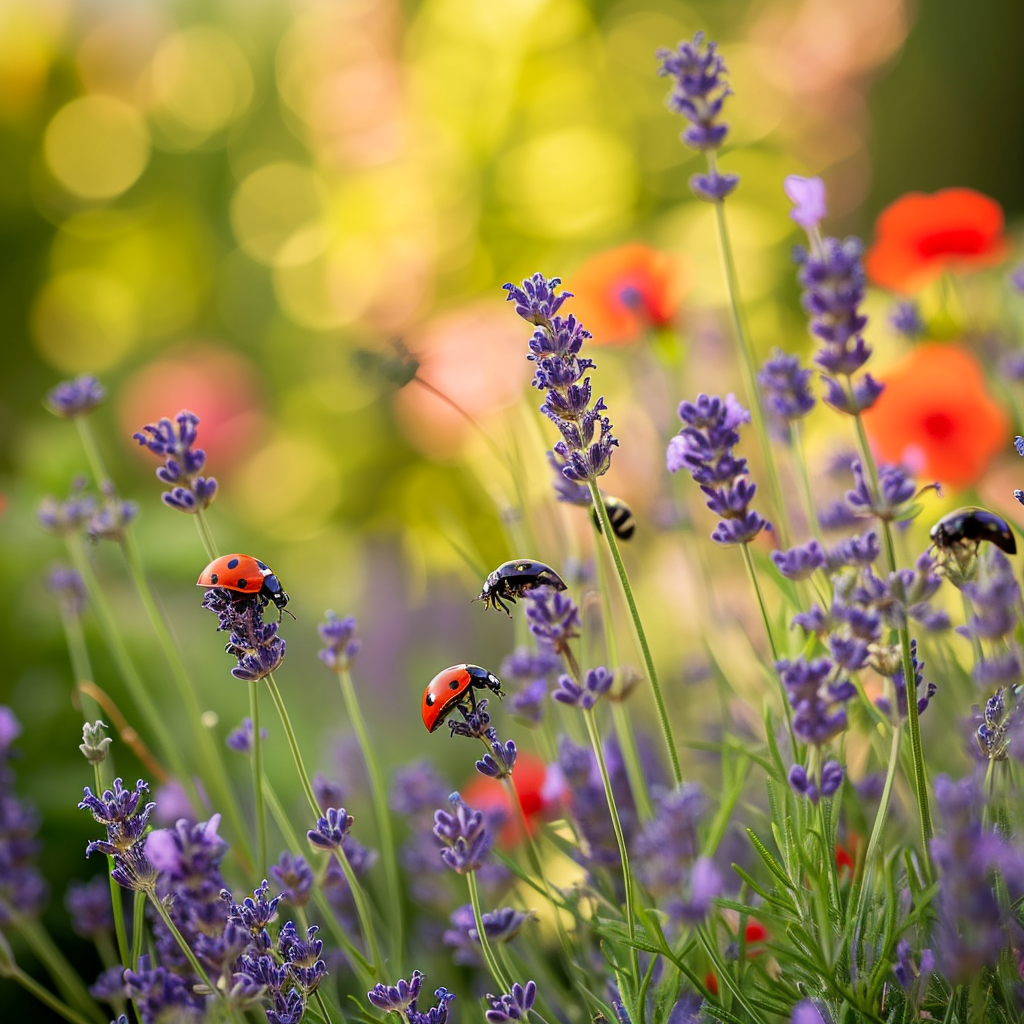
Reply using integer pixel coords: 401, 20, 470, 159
197, 554, 289, 613
422, 664, 504, 733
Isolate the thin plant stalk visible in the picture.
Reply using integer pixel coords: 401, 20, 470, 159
15, 918, 106, 1024
59, 612, 103, 724
790, 420, 822, 539
851, 410, 933, 869
6, 965, 95, 1024
466, 869, 512, 992
130, 890, 145, 971
707, 162, 792, 548
65, 535, 201, 811
193, 508, 219, 562
264, 671, 386, 979
335, 666, 403, 961
249, 679, 268, 878
92, 763, 130, 972
582, 708, 642, 1010
587, 478, 682, 786
592, 538, 653, 820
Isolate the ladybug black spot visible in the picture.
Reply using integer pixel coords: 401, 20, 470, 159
227, 557, 240, 569
237, 578, 248, 589
449, 679, 460, 689
426, 693, 435, 706
211, 573, 219, 584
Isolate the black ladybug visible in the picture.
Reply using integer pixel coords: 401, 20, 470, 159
929, 507, 1016, 556
478, 559, 567, 615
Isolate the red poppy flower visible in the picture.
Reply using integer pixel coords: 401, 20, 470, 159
566, 244, 685, 345
704, 972, 719, 997
835, 843, 854, 878
462, 753, 559, 848
865, 189, 1008, 293
862, 344, 1009, 490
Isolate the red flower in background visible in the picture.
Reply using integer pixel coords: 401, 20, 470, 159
862, 345, 1009, 490
566, 244, 685, 345
866, 188, 1008, 293
462, 752, 559, 848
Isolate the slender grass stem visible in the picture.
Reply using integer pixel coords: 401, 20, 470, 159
193, 509, 219, 562
314, 987, 342, 1024
582, 708, 641, 1013
130, 890, 145, 971
16, 918, 106, 1024
587, 478, 682, 787
851, 411, 933, 873
249, 680, 268, 878
59, 613, 103, 723
7, 965, 95, 1024
708, 173, 792, 548
336, 666, 403, 962
790, 420, 821, 539
65, 536, 201, 809
592, 539, 653, 820
74, 419, 109, 488
467, 870, 512, 992
261, 779, 375, 986
264, 671, 386, 979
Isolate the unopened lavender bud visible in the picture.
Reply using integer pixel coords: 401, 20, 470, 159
80, 721, 112, 765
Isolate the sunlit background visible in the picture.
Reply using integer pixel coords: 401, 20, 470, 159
4, 0, 1024, 1016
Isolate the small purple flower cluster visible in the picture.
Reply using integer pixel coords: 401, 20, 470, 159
47, 564, 87, 618
667, 393, 767, 545
757, 348, 815, 442
504, 274, 617, 485
79, 778, 157, 893
368, 971, 456, 1024
502, 647, 561, 725
317, 613, 360, 672
0, 708, 48, 924
553, 667, 614, 710
201, 588, 286, 682
37, 477, 97, 537
391, 761, 452, 904
785, 177, 883, 416
486, 981, 537, 1023
133, 410, 218, 513
433, 793, 492, 875
443, 905, 533, 966
46, 375, 107, 418
656, 33, 739, 201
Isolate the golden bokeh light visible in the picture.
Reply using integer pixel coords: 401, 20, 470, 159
145, 26, 254, 148
43, 96, 150, 200
32, 268, 138, 371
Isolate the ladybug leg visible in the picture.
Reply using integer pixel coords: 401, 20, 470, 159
494, 594, 512, 617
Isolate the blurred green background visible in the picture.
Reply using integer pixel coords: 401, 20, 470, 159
2, 0, 1024, 1014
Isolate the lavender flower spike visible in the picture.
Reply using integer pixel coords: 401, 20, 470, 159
486, 981, 537, 1023
784, 175, 827, 232
368, 970, 425, 1012
553, 667, 615, 710
46, 375, 106, 418
757, 349, 815, 434
318, 613, 360, 672
307, 808, 355, 852
433, 792, 491, 875
134, 410, 217, 513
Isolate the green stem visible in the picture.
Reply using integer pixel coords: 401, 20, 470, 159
261, 779, 375, 986
16, 918, 105, 1024
592, 538, 653, 820
337, 667, 403, 962
708, 172, 792, 548
264, 671, 386, 979
75, 419, 109, 487
790, 420, 821, 539
59, 613, 103, 723
851, 412, 933, 871
7, 965, 95, 1024
582, 708, 641, 1007
130, 890, 145, 971
467, 870, 511, 992
93, 765, 130, 973
193, 509, 219, 562
587, 478, 682, 786
120, 531, 254, 873
65, 535, 201, 811
249, 680, 268, 878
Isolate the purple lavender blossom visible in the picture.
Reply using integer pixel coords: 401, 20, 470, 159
124, 955, 205, 1023
278, 921, 327, 992
433, 793, 491, 874
845, 460, 921, 522
46, 375, 106, 418
783, 176, 826, 231
133, 410, 217, 513
504, 274, 617, 488
525, 588, 581, 653
37, 478, 97, 537
485, 981, 537, 1023
369, 970, 426, 1012
88, 482, 138, 542
824, 531, 880, 571
510, 678, 549, 725
79, 778, 157, 892
889, 300, 925, 338
201, 588, 286, 682
961, 548, 1020, 642
667, 393, 767, 545
270, 852, 314, 907
657, 33, 739, 202
791, 1001, 827, 1024
771, 540, 826, 580
225, 716, 267, 754
307, 807, 354, 851
222, 880, 282, 954
318, 612, 360, 672
775, 658, 855, 746
892, 939, 934, 1002
476, 733, 518, 780
65, 876, 113, 938
443, 905, 533, 966
553, 667, 614, 710
48, 565, 86, 617
757, 349, 815, 436
390, 762, 448, 817
501, 646, 562, 682
788, 760, 844, 803
875, 639, 936, 720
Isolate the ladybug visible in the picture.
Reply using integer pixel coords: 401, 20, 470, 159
590, 496, 636, 541
196, 554, 290, 612
929, 508, 1017, 556
478, 559, 567, 615
422, 664, 504, 733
